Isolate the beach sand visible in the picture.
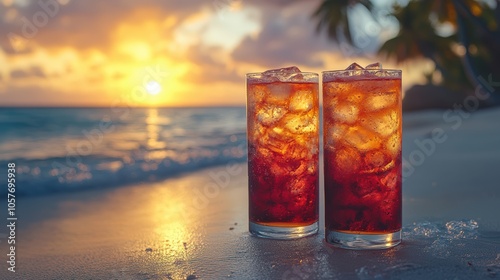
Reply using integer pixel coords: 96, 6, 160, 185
2, 108, 500, 279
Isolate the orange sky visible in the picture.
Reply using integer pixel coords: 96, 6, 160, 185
0, 0, 430, 107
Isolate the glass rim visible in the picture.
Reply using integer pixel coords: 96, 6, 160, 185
247, 71, 318, 83
321, 69, 401, 75
322, 69, 401, 81
246, 71, 319, 77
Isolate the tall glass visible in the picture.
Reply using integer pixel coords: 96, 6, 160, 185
323, 68, 402, 249
247, 69, 319, 239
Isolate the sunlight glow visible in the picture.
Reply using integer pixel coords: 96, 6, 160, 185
145, 80, 162, 95
119, 41, 152, 61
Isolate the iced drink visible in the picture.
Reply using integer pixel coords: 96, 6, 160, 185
247, 67, 319, 239
323, 63, 402, 249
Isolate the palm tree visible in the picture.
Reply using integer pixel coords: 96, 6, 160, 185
313, 0, 374, 46
378, 1, 469, 89
313, 0, 500, 99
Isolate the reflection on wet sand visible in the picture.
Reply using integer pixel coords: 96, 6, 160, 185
19, 173, 208, 279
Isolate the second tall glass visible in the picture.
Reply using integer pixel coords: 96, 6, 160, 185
323, 67, 402, 249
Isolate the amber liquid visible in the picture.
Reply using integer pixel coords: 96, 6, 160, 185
323, 77, 402, 233
247, 81, 319, 226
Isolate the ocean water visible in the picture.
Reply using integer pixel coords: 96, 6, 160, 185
0, 107, 247, 196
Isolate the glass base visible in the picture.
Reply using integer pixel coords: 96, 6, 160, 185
326, 230, 401, 250
249, 221, 318, 240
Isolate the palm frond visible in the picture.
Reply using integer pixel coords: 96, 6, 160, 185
312, 0, 375, 45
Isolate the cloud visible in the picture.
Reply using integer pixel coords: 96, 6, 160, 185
0, 0, 212, 53
10, 66, 46, 79
184, 45, 241, 83
231, 1, 334, 69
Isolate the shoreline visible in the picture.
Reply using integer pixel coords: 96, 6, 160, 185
4, 164, 249, 279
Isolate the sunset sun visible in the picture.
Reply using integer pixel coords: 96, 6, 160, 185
145, 80, 162, 95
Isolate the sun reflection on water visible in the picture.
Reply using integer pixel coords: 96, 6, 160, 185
146, 108, 167, 150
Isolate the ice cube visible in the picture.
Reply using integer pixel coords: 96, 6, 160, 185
247, 121, 266, 143
365, 91, 397, 111
263, 66, 301, 75
346, 63, 364, 70
344, 126, 381, 152
328, 124, 348, 141
266, 83, 292, 105
262, 66, 302, 82
332, 103, 359, 124
268, 126, 285, 138
282, 113, 317, 134
365, 62, 382, 69
347, 93, 364, 104
293, 133, 318, 156
290, 176, 308, 195
325, 124, 346, 151
249, 84, 268, 105
324, 93, 338, 110
270, 161, 289, 176
267, 126, 289, 146
306, 161, 317, 174
289, 90, 313, 112
380, 168, 399, 189
364, 109, 399, 137
264, 137, 290, 155
361, 155, 395, 175
385, 133, 401, 157
345, 63, 365, 77
364, 150, 390, 170
256, 105, 287, 126
288, 158, 307, 176
374, 71, 388, 78
260, 128, 292, 155
256, 146, 272, 158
